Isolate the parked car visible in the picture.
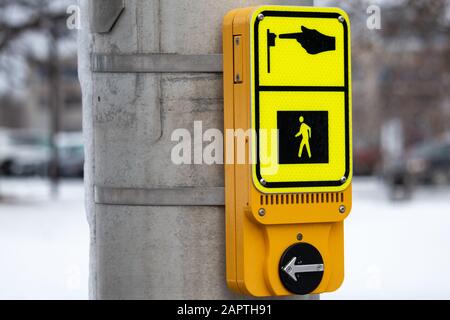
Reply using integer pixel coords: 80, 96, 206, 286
354, 146, 380, 176
384, 136, 450, 189
406, 139, 450, 185
0, 129, 50, 176
56, 132, 84, 178
0, 129, 84, 178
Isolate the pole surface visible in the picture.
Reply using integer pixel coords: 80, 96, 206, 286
78, 0, 313, 299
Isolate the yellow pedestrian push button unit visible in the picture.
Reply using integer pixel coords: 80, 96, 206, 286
223, 6, 352, 296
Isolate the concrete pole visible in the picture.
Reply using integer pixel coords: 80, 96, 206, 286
78, 0, 313, 299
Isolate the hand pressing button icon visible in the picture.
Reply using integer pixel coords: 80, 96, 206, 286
279, 26, 336, 55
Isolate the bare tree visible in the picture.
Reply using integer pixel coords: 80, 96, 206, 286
0, 0, 76, 196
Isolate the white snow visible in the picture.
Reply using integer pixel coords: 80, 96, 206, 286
324, 178, 450, 300
0, 178, 88, 300
0, 177, 449, 299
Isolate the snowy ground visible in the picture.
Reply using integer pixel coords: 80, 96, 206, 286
0, 178, 89, 300
0, 177, 449, 299
324, 178, 450, 300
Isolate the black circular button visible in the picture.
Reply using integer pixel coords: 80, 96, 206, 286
279, 242, 324, 295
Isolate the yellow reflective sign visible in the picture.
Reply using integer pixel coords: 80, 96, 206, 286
251, 6, 352, 193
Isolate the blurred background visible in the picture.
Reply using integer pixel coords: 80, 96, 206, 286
0, 0, 449, 299
0, 0, 87, 299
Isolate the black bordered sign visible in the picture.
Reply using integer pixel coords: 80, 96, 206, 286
251, 7, 352, 193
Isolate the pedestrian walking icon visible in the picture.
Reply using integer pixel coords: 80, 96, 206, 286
277, 111, 329, 165
295, 116, 312, 159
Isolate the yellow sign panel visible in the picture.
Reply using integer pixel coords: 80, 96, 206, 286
251, 7, 352, 193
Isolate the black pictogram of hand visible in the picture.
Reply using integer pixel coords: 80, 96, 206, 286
279, 26, 336, 55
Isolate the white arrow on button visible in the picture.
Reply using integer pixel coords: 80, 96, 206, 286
282, 257, 324, 282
